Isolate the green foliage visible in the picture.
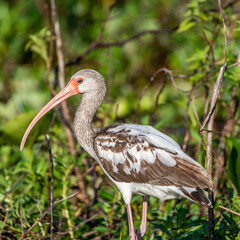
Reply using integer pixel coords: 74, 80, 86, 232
25, 28, 51, 67
226, 138, 240, 194
0, 0, 240, 239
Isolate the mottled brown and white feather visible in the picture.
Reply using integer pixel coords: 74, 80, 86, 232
93, 124, 212, 206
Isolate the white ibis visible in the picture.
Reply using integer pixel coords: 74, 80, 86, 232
20, 69, 213, 240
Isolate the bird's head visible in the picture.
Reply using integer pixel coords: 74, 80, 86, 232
70, 69, 106, 94
20, 69, 106, 151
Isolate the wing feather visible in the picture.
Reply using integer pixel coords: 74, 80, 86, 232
93, 124, 212, 190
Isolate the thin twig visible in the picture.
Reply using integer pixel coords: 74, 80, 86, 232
111, 222, 124, 240
108, 190, 119, 239
64, 27, 178, 68
182, 94, 192, 152
54, 215, 95, 238
219, 205, 240, 216
82, 230, 98, 238
201, 129, 221, 135
227, 62, 240, 69
133, 77, 154, 123
0, 208, 9, 238
44, 0, 56, 96
37, 196, 43, 218
54, 191, 80, 205
133, 67, 191, 123
218, 0, 228, 64
151, 68, 192, 93
45, 134, 54, 240
90, 232, 109, 240
50, 0, 65, 90
150, 77, 166, 125
200, 65, 226, 134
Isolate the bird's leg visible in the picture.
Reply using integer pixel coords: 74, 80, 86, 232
136, 196, 149, 240
126, 204, 136, 240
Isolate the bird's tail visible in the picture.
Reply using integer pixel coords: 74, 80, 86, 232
180, 187, 212, 207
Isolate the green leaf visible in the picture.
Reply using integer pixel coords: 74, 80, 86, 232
98, 190, 114, 201
0, 175, 8, 188
226, 138, 240, 193
25, 28, 51, 66
1, 110, 52, 147
237, 230, 240, 240
131, 195, 142, 203
177, 18, 195, 33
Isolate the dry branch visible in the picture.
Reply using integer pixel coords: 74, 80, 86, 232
0, 208, 9, 238
219, 205, 240, 217
45, 134, 54, 239
201, 0, 228, 239
64, 27, 178, 68
50, 0, 75, 155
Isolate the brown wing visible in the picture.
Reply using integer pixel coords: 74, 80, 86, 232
93, 124, 213, 190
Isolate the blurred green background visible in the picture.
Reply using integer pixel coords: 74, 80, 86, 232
0, 0, 240, 239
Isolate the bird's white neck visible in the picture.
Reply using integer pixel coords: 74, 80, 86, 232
73, 90, 104, 156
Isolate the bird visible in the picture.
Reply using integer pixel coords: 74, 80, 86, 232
20, 69, 213, 240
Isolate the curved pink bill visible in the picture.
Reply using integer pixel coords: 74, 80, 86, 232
20, 85, 77, 151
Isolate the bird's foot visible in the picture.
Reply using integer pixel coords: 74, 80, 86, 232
136, 224, 147, 240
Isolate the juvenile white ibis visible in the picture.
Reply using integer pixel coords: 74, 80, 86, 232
20, 69, 213, 240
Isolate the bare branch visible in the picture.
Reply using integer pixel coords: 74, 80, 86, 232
54, 215, 95, 238
219, 205, 240, 216
108, 190, 119, 239
0, 208, 9, 238
133, 67, 191, 123
151, 68, 192, 93
65, 27, 178, 68
200, 64, 226, 133
133, 77, 154, 123
50, 0, 76, 155
202, 0, 228, 239
45, 134, 54, 239
227, 62, 240, 69
182, 95, 192, 152
218, 0, 228, 64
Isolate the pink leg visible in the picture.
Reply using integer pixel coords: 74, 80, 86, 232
126, 204, 136, 240
137, 196, 149, 240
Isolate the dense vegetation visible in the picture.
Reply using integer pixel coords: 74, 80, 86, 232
0, 0, 240, 239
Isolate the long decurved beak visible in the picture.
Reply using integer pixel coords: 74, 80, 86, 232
20, 84, 77, 151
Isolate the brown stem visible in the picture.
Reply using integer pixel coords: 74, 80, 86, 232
64, 27, 178, 68
0, 208, 9, 238
74, 166, 90, 205
45, 134, 54, 239
50, 0, 75, 155
182, 94, 192, 152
